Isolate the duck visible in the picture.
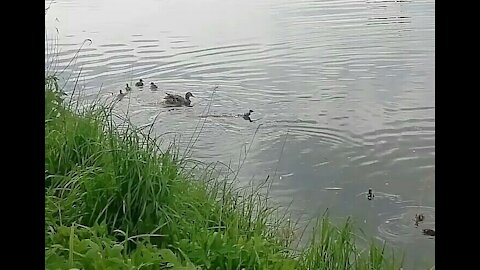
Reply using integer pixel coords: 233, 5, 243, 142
125, 83, 132, 91
150, 82, 158, 91
242, 110, 254, 122
135, 79, 144, 87
423, 229, 435, 236
163, 92, 195, 107
243, 109, 253, 118
367, 188, 374, 200
414, 213, 425, 226
116, 89, 127, 100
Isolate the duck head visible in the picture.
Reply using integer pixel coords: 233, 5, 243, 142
185, 92, 195, 99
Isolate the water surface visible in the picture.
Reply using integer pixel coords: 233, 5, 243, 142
45, 0, 435, 268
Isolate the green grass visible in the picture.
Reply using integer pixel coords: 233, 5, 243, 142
45, 76, 403, 269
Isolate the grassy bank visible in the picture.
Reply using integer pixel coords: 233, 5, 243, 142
45, 77, 402, 269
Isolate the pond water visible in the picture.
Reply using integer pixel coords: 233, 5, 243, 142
45, 0, 435, 268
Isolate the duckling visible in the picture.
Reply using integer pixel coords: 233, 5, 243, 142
125, 83, 132, 91
135, 79, 144, 87
367, 188, 374, 200
242, 110, 254, 122
423, 229, 435, 236
163, 92, 195, 107
414, 213, 425, 226
150, 82, 158, 91
243, 109, 253, 118
116, 89, 126, 100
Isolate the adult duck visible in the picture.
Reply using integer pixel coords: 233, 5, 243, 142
125, 83, 132, 91
164, 92, 195, 107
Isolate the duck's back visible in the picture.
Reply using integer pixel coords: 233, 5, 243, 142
164, 93, 186, 105
165, 93, 181, 100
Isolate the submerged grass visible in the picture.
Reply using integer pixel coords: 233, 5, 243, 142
45, 76, 403, 269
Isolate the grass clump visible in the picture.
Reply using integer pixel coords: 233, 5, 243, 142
45, 77, 403, 269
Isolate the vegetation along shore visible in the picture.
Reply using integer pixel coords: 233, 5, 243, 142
45, 75, 405, 269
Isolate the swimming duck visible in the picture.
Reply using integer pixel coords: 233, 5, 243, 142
243, 109, 253, 118
414, 213, 425, 226
116, 89, 127, 100
163, 92, 195, 107
367, 188, 374, 200
135, 79, 144, 87
423, 229, 435, 236
125, 84, 132, 91
242, 110, 254, 122
150, 82, 158, 91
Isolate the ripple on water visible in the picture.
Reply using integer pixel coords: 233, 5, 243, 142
46, 0, 434, 266
378, 205, 435, 243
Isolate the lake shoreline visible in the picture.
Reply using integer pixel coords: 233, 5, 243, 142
45, 77, 408, 269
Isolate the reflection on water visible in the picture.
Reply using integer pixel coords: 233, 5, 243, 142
46, 0, 434, 268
